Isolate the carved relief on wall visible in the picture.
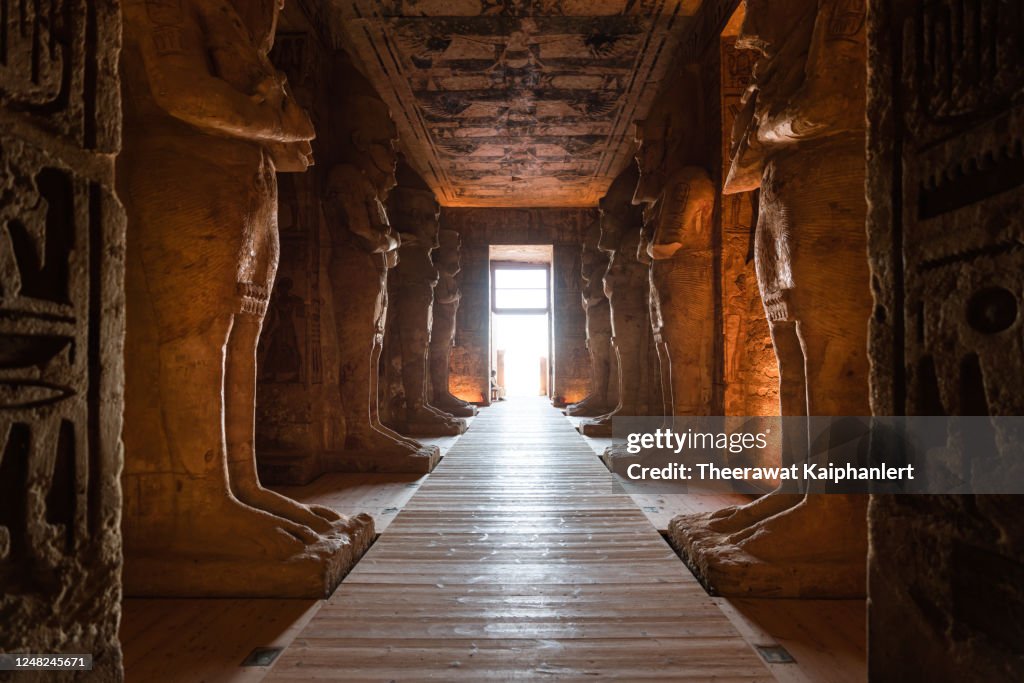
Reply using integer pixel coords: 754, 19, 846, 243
0, 138, 120, 646
0, 0, 120, 151
0, 0, 124, 660
331, 1, 701, 206
867, 2, 1024, 679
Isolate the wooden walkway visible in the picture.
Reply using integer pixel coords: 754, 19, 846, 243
269, 399, 773, 681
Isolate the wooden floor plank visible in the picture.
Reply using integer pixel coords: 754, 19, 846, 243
267, 398, 773, 681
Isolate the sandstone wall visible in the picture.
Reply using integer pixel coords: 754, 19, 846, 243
0, 1, 125, 678
866, 1, 1024, 679
440, 208, 594, 405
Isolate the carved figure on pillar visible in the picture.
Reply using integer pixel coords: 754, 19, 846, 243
633, 70, 717, 419
119, 0, 373, 597
323, 58, 440, 472
384, 163, 467, 436
669, 0, 872, 598
565, 221, 617, 417
579, 165, 651, 437
430, 230, 479, 417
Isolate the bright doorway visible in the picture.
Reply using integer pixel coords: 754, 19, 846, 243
489, 246, 552, 399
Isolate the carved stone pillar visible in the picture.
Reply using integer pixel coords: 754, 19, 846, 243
867, 1, 1024, 679
565, 222, 618, 417
429, 230, 478, 417
633, 71, 717, 420
120, 0, 373, 598
669, 0, 872, 598
383, 162, 466, 436
0, 1, 124, 673
322, 57, 439, 473
579, 165, 652, 437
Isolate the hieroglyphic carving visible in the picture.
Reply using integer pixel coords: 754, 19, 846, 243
0, 1, 123, 672
0, 0, 120, 151
867, 3, 1024, 679
720, 29, 777, 418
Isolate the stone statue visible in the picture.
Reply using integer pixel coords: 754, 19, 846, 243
120, 0, 372, 597
565, 221, 617, 417
323, 60, 439, 472
579, 165, 651, 437
429, 230, 478, 417
384, 163, 467, 435
633, 70, 717, 419
670, 0, 872, 598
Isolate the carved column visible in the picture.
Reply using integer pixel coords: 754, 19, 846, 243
633, 67, 717, 421
383, 162, 466, 436
669, 0, 873, 598
720, 33, 778, 419
322, 56, 439, 473
0, 1, 123, 674
579, 165, 653, 437
867, 1, 1024, 679
429, 230, 478, 417
119, 0, 373, 597
254, 26, 344, 487
565, 221, 618, 417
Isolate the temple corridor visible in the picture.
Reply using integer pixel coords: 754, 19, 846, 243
267, 398, 769, 680
121, 399, 867, 682
2, 0, 1022, 680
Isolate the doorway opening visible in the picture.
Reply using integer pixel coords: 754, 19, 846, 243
489, 246, 553, 400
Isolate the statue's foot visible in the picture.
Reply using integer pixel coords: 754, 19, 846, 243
434, 395, 477, 417
125, 494, 375, 598
669, 494, 868, 598
326, 429, 441, 474
402, 407, 467, 436
578, 411, 619, 437
667, 492, 802, 551
704, 492, 804, 533
565, 395, 612, 417
368, 420, 421, 449
726, 495, 868, 560
348, 429, 429, 455
236, 484, 351, 535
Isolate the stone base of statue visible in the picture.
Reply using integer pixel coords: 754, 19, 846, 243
432, 393, 479, 417
667, 495, 867, 598
578, 415, 614, 437
599, 443, 642, 474
564, 395, 614, 417
439, 402, 478, 417
323, 444, 441, 473
124, 514, 375, 598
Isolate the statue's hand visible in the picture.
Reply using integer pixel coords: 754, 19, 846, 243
252, 72, 287, 108
279, 96, 315, 142
268, 139, 314, 172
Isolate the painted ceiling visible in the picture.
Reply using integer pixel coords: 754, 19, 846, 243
328, 0, 701, 207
